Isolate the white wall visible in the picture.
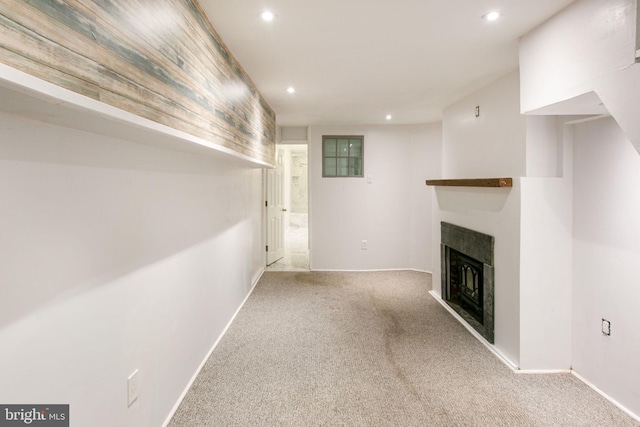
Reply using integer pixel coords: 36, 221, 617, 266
518, 117, 574, 370
434, 169, 573, 372
520, 0, 640, 154
572, 116, 640, 417
408, 127, 440, 270
279, 126, 308, 142
519, 177, 573, 369
442, 71, 526, 178
436, 72, 525, 364
309, 124, 441, 272
517, 0, 640, 413
525, 115, 561, 177
0, 112, 264, 426
519, 0, 636, 114
432, 185, 522, 364
435, 71, 575, 369
597, 63, 640, 154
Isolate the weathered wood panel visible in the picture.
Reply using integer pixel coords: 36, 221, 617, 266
425, 178, 513, 188
0, 0, 275, 164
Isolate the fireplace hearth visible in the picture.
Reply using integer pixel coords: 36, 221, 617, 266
441, 222, 495, 343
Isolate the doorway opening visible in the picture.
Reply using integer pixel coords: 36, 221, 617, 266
267, 144, 309, 271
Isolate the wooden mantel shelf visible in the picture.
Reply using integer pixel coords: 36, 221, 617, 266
425, 178, 513, 188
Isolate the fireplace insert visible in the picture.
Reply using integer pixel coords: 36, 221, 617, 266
441, 222, 494, 343
448, 248, 484, 324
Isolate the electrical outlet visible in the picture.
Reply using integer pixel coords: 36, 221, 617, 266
361, 240, 368, 250
128, 369, 140, 407
602, 319, 611, 336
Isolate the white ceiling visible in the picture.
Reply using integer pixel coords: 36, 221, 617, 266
199, 0, 576, 127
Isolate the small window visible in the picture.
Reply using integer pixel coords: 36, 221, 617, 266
322, 135, 364, 177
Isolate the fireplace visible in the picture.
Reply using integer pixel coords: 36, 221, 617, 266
441, 222, 495, 343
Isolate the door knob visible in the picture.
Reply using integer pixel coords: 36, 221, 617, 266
282, 208, 287, 212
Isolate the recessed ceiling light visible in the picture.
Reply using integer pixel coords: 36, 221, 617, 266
386, 114, 392, 120
483, 11, 501, 22
286, 87, 295, 94
260, 10, 275, 22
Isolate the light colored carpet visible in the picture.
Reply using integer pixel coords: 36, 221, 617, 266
169, 271, 639, 426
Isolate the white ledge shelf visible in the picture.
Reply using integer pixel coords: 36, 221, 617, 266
0, 63, 272, 169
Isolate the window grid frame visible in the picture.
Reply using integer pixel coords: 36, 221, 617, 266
322, 135, 364, 178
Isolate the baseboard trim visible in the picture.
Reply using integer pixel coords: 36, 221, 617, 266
571, 371, 640, 423
513, 369, 571, 374
431, 291, 570, 375
430, 290, 640, 422
162, 268, 266, 427
429, 290, 518, 370
310, 268, 432, 274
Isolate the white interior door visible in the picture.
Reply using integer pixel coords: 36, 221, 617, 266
266, 149, 285, 265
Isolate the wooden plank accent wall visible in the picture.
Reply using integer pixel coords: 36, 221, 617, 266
0, 0, 275, 164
